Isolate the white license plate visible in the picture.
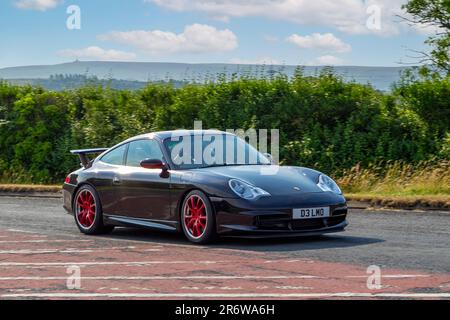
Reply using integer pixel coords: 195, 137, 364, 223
293, 207, 330, 219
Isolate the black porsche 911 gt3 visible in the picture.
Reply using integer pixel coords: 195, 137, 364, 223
63, 130, 348, 244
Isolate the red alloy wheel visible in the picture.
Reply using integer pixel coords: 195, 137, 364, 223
183, 195, 207, 238
75, 190, 96, 228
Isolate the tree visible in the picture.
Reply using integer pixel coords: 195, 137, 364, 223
402, 0, 450, 73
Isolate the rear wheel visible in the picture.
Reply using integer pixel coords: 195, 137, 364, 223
74, 185, 114, 235
181, 190, 216, 244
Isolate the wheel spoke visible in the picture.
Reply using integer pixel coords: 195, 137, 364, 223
78, 210, 86, 225
196, 196, 202, 209
87, 213, 94, 225
186, 218, 195, 228
193, 224, 200, 237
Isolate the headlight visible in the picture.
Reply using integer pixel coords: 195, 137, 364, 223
228, 179, 271, 200
317, 174, 342, 194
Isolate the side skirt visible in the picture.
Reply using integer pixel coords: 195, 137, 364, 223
103, 214, 179, 232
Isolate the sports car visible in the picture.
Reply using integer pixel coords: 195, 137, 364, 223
63, 130, 348, 244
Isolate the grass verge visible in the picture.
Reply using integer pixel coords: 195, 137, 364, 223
337, 159, 450, 196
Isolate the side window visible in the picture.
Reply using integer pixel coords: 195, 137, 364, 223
100, 144, 127, 165
126, 139, 164, 167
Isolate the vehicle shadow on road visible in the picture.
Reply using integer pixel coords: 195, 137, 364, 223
214, 234, 384, 252
106, 227, 383, 252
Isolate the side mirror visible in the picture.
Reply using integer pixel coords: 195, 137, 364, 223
140, 159, 166, 170
263, 153, 274, 164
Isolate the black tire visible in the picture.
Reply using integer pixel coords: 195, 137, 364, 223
73, 185, 114, 235
181, 190, 217, 244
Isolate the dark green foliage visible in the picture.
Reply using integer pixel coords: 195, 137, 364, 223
0, 73, 448, 184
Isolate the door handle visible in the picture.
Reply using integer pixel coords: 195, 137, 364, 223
113, 176, 121, 185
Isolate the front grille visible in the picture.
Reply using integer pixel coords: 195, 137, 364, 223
327, 215, 347, 226
290, 218, 325, 230
257, 214, 291, 230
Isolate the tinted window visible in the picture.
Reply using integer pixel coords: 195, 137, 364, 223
101, 144, 127, 165
126, 139, 164, 167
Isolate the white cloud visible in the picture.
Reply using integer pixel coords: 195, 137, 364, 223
58, 46, 137, 61
229, 57, 280, 65
287, 33, 351, 53
98, 24, 238, 55
14, 0, 61, 11
147, 0, 414, 36
311, 55, 345, 66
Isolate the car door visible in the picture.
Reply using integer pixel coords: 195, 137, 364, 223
92, 143, 128, 216
115, 139, 171, 220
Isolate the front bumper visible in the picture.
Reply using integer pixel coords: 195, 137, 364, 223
211, 194, 348, 237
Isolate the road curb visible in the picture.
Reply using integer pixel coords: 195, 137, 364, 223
0, 192, 62, 199
346, 197, 450, 212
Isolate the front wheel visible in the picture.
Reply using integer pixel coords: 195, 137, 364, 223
73, 185, 114, 235
181, 190, 217, 244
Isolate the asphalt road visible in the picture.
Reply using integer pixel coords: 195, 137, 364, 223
0, 196, 449, 299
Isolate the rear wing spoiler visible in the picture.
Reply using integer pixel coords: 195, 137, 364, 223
70, 148, 109, 168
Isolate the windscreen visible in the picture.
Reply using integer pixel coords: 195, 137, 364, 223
164, 134, 270, 170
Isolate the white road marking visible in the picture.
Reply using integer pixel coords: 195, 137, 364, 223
0, 240, 92, 244
0, 246, 163, 254
7, 229, 40, 234
0, 260, 225, 266
128, 286, 156, 292
181, 286, 244, 291
0, 275, 320, 281
264, 259, 311, 264
276, 286, 312, 290
346, 275, 431, 279
2, 292, 450, 299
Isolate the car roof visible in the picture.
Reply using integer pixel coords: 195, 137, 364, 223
127, 130, 235, 142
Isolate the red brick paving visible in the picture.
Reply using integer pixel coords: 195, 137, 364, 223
0, 229, 449, 299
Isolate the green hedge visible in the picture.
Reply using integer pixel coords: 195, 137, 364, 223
0, 71, 448, 184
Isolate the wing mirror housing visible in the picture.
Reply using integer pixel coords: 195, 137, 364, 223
140, 159, 165, 169
140, 159, 170, 178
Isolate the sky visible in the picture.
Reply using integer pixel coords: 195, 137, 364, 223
0, 0, 437, 68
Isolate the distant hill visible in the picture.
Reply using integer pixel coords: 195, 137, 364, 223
0, 61, 413, 91
5, 74, 185, 91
